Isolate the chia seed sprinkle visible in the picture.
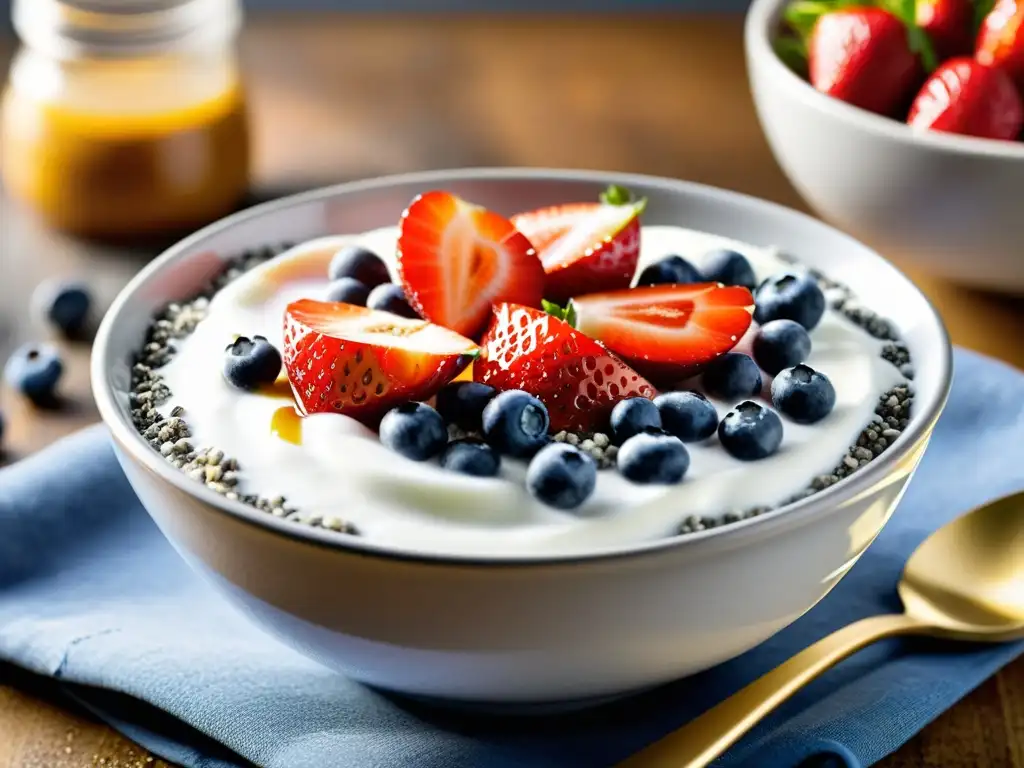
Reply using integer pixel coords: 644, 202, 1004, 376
128, 244, 358, 537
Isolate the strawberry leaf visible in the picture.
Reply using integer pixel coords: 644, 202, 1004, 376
600, 185, 633, 206
783, 0, 859, 39
973, 0, 996, 31
542, 299, 578, 328
881, 0, 939, 72
774, 35, 809, 75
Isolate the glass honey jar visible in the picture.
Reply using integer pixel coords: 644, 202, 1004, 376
1, 0, 251, 238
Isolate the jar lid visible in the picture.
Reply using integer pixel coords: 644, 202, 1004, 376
13, 0, 243, 59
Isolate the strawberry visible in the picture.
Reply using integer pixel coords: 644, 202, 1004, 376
397, 190, 545, 339
917, 0, 974, 59
474, 302, 656, 433
571, 284, 755, 384
976, 0, 1024, 96
511, 185, 646, 304
806, 7, 924, 116
283, 299, 478, 422
908, 56, 1024, 140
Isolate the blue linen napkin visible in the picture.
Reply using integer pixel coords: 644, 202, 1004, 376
1, 347, 1022, 768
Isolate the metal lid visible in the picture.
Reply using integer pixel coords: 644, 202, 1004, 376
12, 0, 242, 58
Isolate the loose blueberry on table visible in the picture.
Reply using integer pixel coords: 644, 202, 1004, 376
33, 279, 93, 338
4, 343, 63, 405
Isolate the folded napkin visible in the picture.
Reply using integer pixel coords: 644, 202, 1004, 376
1, 348, 1022, 768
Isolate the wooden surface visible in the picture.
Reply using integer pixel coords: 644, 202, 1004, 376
0, 13, 1021, 768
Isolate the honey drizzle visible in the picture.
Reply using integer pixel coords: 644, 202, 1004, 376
270, 405, 303, 445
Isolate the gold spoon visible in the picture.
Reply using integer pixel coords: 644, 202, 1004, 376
618, 489, 1024, 768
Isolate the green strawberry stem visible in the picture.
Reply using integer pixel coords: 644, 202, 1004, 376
973, 0, 996, 32
880, 0, 938, 72
777, 0, 938, 75
600, 185, 632, 206
541, 299, 578, 328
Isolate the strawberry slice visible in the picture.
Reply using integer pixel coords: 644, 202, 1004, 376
572, 284, 755, 384
511, 185, 645, 303
397, 190, 545, 339
475, 303, 656, 433
908, 57, 1024, 140
283, 299, 478, 422
976, 0, 1024, 96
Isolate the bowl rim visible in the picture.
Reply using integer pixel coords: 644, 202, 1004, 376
92, 167, 953, 568
745, 0, 1024, 160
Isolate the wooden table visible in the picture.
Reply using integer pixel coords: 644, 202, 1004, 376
0, 14, 1021, 768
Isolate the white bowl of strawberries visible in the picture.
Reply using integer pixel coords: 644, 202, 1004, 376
747, 0, 1024, 292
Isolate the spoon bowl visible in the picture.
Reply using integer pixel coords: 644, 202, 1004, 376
620, 489, 1024, 768
900, 491, 1024, 640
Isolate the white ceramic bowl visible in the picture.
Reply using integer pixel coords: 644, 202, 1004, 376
92, 169, 952, 706
746, 0, 1024, 293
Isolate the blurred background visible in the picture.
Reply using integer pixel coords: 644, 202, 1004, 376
0, 1, 1022, 765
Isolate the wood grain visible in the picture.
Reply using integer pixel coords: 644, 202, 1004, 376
0, 14, 1021, 768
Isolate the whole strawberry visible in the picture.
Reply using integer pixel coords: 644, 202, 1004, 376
908, 56, 1024, 140
808, 7, 924, 116
474, 303, 656, 433
976, 0, 1024, 96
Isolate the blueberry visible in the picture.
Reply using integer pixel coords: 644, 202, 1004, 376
654, 391, 719, 442
379, 402, 447, 461
367, 283, 419, 318
617, 431, 690, 484
435, 381, 497, 430
636, 255, 703, 286
440, 439, 501, 477
33, 279, 92, 337
223, 335, 282, 391
328, 245, 391, 287
610, 397, 661, 444
701, 353, 762, 400
482, 390, 550, 458
325, 277, 370, 306
754, 271, 826, 330
753, 319, 812, 376
526, 443, 597, 510
771, 364, 836, 424
4, 343, 63, 404
718, 401, 784, 461
702, 249, 756, 290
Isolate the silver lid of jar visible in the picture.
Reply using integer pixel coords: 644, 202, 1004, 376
13, 0, 243, 59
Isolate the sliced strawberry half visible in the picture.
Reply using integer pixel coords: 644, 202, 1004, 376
283, 299, 478, 422
397, 190, 545, 339
572, 284, 755, 384
512, 185, 646, 303
474, 302, 656, 433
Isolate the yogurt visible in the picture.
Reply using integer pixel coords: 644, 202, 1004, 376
157, 226, 906, 557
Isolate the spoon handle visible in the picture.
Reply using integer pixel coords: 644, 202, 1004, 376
617, 612, 925, 768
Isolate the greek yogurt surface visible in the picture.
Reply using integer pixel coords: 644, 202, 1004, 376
156, 225, 905, 557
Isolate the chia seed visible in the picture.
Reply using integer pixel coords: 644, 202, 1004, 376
128, 244, 357, 537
